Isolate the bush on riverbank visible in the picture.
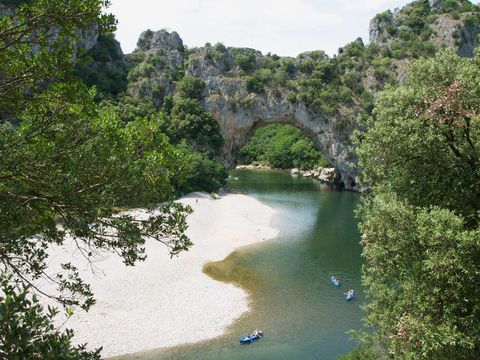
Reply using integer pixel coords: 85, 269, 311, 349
176, 143, 228, 194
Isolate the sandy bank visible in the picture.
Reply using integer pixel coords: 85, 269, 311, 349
44, 192, 278, 357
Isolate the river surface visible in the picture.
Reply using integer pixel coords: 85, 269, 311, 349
135, 169, 363, 360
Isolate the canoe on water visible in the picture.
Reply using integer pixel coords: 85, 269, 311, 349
240, 335, 261, 344
240, 331, 263, 344
346, 291, 355, 301
329, 278, 340, 287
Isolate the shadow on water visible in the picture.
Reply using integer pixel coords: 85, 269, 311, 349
128, 170, 363, 360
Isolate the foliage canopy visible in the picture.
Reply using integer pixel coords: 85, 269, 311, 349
0, 1, 193, 357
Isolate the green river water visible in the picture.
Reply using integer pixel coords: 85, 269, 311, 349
133, 169, 363, 360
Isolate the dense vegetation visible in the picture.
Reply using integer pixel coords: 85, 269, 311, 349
343, 49, 480, 359
118, 0, 479, 160
100, 75, 227, 194
239, 124, 330, 169
75, 34, 128, 100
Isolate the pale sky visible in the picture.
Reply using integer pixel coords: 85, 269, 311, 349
110, 0, 410, 57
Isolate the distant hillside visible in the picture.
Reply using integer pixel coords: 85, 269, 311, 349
79, 0, 480, 189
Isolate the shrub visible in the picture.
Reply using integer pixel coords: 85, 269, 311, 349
386, 26, 398, 36
376, 11, 393, 23
464, 14, 479, 27
298, 60, 315, 74
307, 50, 327, 61
287, 92, 297, 104
214, 42, 227, 53
127, 62, 155, 82
176, 76, 206, 100
281, 59, 296, 76
343, 71, 364, 94
177, 144, 228, 193
246, 76, 265, 94
255, 68, 274, 83
398, 29, 413, 41
236, 51, 257, 72
239, 95, 255, 108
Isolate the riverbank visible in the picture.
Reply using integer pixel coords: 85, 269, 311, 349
117, 169, 363, 360
44, 192, 278, 358
235, 164, 340, 184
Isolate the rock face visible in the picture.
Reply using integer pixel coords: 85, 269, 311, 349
430, 13, 479, 57
137, 29, 184, 52
0, 1, 15, 16
369, 3, 479, 58
429, 0, 443, 10
76, 25, 99, 54
201, 79, 358, 189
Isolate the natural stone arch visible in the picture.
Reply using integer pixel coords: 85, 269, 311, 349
203, 93, 359, 190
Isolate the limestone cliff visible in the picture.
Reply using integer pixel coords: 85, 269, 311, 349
126, 32, 361, 188
369, 0, 479, 57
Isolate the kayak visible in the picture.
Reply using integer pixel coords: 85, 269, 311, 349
240, 334, 262, 344
240, 334, 261, 344
329, 278, 340, 287
346, 291, 355, 301
240, 331, 263, 344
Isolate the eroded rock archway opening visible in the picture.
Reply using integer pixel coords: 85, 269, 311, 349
236, 121, 346, 186
207, 104, 358, 190
234, 117, 321, 160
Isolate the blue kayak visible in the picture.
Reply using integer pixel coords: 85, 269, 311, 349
329, 278, 340, 287
346, 291, 355, 301
240, 331, 263, 344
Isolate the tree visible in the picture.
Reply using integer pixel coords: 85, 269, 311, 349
176, 76, 206, 100
0, 1, 192, 356
0, 275, 101, 359
176, 143, 228, 194
357, 49, 480, 223
75, 34, 128, 100
354, 50, 480, 359
0, 0, 116, 119
235, 51, 256, 72
168, 98, 223, 151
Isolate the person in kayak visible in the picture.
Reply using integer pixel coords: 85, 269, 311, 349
252, 329, 263, 337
